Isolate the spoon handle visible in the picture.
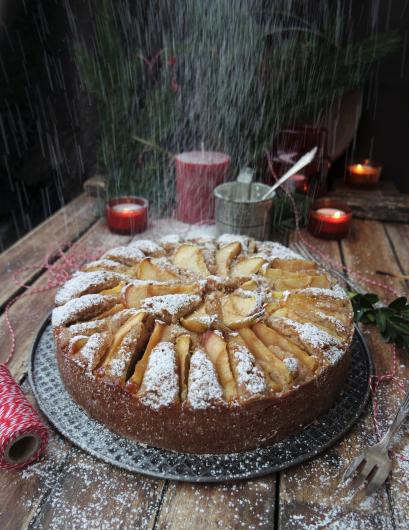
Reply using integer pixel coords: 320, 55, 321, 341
261, 146, 318, 200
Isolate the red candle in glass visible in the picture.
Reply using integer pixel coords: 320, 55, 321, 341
346, 159, 382, 189
308, 199, 352, 240
106, 197, 148, 235
175, 151, 230, 224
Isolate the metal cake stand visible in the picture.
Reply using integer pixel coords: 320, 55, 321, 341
29, 318, 373, 482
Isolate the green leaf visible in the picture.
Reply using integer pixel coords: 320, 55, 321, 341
389, 297, 408, 311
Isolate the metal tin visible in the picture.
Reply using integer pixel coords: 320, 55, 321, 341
214, 182, 274, 240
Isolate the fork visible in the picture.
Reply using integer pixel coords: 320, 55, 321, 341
342, 386, 409, 495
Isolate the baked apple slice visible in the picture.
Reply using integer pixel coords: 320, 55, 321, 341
98, 311, 152, 383
270, 258, 317, 272
238, 327, 291, 386
187, 349, 224, 408
122, 281, 202, 309
203, 331, 237, 401
137, 258, 180, 281
221, 293, 264, 330
172, 244, 210, 276
138, 341, 179, 409
180, 303, 215, 333
175, 334, 191, 400
215, 242, 241, 276
126, 321, 167, 392
230, 257, 265, 277
227, 336, 267, 401
252, 322, 317, 371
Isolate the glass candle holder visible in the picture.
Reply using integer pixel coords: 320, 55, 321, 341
308, 199, 352, 240
346, 159, 382, 189
106, 197, 148, 235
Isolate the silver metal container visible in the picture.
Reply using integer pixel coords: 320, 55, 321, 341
214, 182, 275, 240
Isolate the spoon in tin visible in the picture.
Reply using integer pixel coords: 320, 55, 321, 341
260, 146, 317, 201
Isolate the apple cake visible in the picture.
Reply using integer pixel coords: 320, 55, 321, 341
52, 233, 354, 454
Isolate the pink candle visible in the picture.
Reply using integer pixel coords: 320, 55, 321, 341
175, 151, 231, 224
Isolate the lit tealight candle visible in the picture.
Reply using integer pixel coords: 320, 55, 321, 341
111, 203, 143, 213
308, 200, 352, 240
315, 207, 347, 219
347, 159, 382, 188
106, 197, 148, 234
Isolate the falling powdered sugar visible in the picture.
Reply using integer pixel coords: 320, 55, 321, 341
188, 350, 224, 409
139, 342, 179, 410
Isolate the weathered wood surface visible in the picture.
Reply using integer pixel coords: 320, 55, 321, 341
327, 181, 409, 223
0, 212, 408, 530
0, 193, 98, 310
278, 229, 394, 529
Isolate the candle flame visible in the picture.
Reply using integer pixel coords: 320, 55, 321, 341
333, 211, 342, 218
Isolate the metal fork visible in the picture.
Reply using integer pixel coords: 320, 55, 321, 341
343, 386, 409, 495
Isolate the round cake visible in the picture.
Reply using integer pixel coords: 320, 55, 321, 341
52, 233, 354, 454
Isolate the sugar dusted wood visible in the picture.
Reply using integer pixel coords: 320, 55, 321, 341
342, 219, 409, 528
279, 227, 395, 529
1, 216, 408, 529
0, 193, 98, 309
0, 385, 74, 530
155, 478, 276, 530
29, 448, 165, 530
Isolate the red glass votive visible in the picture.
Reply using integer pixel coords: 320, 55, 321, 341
106, 197, 148, 235
308, 199, 352, 240
175, 151, 231, 224
346, 159, 382, 189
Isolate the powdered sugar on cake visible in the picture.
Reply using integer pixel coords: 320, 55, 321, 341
274, 317, 344, 365
139, 342, 179, 409
188, 350, 224, 409
233, 347, 266, 396
55, 271, 125, 306
52, 294, 116, 327
129, 239, 163, 255
141, 294, 201, 321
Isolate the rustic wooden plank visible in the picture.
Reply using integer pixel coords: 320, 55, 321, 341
155, 479, 276, 530
342, 219, 409, 528
341, 220, 407, 300
0, 193, 98, 310
383, 223, 409, 276
29, 449, 165, 530
277, 227, 394, 529
360, 222, 409, 530
327, 181, 409, 223
0, 220, 131, 380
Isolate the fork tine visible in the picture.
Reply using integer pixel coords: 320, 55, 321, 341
365, 465, 391, 496
353, 460, 377, 490
342, 453, 365, 481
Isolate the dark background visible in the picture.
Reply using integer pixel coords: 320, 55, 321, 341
0, 0, 408, 251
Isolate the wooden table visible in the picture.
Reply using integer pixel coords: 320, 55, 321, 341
0, 193, 408, 529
